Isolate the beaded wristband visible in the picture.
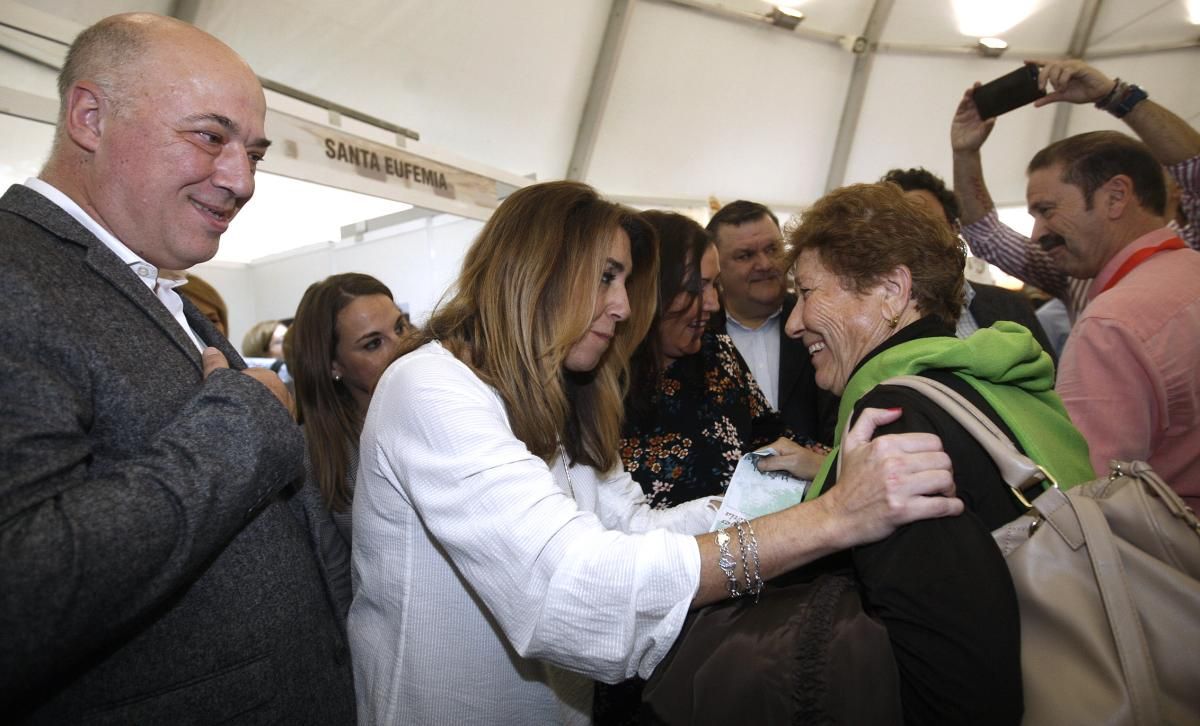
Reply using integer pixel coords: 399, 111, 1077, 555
1109, 84, 1148, 119
1094, 77, 1122, 110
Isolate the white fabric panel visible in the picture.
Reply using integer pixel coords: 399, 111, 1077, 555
588, 0, 854, 206
191, 0, 611, 182
844, 52, 1057, 206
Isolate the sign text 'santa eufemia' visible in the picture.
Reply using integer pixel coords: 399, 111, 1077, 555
323, 138, 449, 191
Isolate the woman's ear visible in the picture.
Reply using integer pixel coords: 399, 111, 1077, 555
878, 264, 913, 310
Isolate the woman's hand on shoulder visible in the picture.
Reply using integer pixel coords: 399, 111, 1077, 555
818, 407, 962, 549
756, 437, 826, 481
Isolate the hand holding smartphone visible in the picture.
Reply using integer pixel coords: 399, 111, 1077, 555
971, 64, 1045, 120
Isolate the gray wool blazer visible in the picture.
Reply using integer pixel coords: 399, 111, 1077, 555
0, 185, 355, 724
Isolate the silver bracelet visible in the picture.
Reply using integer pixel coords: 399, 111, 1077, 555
733, 519, 751, 595
743, 518, 764, 601
716, 528, 739, 598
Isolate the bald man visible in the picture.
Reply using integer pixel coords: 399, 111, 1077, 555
0, 14, 355, 722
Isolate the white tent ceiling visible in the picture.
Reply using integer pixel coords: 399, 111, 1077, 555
6, 0, 1200, 217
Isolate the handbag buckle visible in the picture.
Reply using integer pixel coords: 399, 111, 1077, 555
1011, 466, 1058, 510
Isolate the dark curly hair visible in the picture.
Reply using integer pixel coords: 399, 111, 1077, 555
880, 167, 961, 227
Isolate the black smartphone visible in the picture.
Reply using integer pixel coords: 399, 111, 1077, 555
972, 64, 1045, 120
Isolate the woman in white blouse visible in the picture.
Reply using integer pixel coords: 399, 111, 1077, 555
349, 181, 962, 725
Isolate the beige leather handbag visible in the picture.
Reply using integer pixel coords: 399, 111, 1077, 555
882, 375, 1200, 725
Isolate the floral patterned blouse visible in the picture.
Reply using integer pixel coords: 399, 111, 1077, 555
620, 330, 791, 509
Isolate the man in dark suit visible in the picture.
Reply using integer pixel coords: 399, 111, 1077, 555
707, 201, 837, 444
881, 167, 1057, 361
0, 13, 355, 723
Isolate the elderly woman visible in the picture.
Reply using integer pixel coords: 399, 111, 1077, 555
349, 180, 961, 724
761, 182, 1094, 725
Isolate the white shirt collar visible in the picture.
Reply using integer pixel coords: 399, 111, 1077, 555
725, 305, 783, 332
24, 177, 159, 291
24, 177, 204, 351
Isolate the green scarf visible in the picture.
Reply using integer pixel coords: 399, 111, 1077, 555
805, 321, 1094, 500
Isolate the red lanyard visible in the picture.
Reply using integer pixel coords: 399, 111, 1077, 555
1099, 236, 1187, 295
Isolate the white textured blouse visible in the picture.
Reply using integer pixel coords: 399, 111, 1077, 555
349, 342, 715, 725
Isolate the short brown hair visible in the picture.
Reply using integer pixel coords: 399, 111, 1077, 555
1028, 130, 1166, 215
787, 183, 965, 326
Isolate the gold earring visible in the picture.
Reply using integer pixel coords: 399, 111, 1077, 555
886, 315, 899, 329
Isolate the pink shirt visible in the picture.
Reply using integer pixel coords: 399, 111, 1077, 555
1056, 228, 1200, 508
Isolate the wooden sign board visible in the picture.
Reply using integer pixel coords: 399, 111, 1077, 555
262, 109, 503, 221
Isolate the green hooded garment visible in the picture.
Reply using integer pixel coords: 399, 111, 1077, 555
806, 321, 1094, 501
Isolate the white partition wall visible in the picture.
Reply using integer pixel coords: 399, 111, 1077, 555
197, 214, 483, 350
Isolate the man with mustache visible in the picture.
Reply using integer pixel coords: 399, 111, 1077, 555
707, 201, 836, 444
0, 13, 355, 722
1021, 125, 1200, 510
950, 59, 1199, 323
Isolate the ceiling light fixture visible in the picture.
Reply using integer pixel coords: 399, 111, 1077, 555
768, 6, 805, 30
976, 37, 1009, 57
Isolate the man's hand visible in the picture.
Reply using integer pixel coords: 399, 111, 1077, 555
951, 84, 996, 154
1031, 58, 1114, 107
202, 347, 296, 420
816, 407, 961, 549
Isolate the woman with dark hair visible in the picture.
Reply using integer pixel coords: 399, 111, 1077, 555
350, 180, 961, 724
621, 211, 825, 510
761, 182, 1094, 725
288, 272, 408, 546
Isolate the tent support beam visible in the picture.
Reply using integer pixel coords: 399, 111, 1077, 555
1050, 0, 1104, 143
567, 0, 634, 181
824, 0, 895, 193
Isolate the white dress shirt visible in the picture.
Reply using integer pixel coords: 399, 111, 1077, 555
724, 308, 781, 409
350, 342, 715, 725
24, 178, 204, 352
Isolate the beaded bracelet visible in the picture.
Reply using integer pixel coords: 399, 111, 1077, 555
1094, 77, 1123, 110
1095, 78, 1148, 119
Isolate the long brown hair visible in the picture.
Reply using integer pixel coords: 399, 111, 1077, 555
289, 273, 393, 511
398, 181, 658, 470
627, 210, 711, 417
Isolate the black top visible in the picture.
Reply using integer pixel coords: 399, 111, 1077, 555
621, 331, 790, 508
824, 316, 1024, 726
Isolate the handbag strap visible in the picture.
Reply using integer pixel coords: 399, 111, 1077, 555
873, 375, 1053, 506
1072, 488, 1164, 725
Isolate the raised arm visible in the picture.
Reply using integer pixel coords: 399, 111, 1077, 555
951, 85, 1072, 297
1033, 59, 1200, 167
950, 85, 998, 227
